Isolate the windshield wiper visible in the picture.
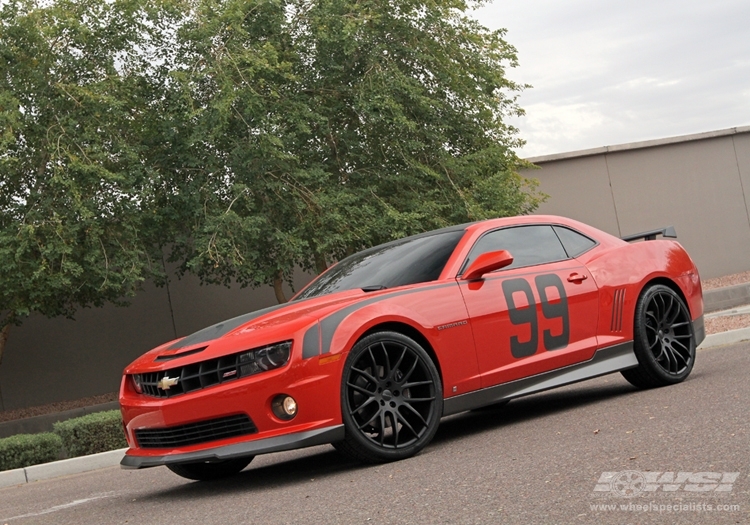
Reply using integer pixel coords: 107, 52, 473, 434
361, 285, 388, 293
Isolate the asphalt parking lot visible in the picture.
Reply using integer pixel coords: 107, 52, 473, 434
1, 342, 748, 525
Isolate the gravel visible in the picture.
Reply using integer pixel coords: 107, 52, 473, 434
702, 270, 750, 290
700, 271, 750, 333
0, 392, 118, 424
705, 313, 750, 334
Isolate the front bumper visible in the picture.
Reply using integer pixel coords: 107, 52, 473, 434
121, 424, 345, 469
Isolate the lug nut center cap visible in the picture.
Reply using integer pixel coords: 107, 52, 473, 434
382, 390, 393, 401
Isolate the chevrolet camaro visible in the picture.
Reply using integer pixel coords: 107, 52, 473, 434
119, 215, 704, 480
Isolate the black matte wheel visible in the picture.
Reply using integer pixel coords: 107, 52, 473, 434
334, 332, 443, 463
621, 285, 696, 389
166, 456, 253, 481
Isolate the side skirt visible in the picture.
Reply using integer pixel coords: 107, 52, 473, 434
442, 341, 638, 416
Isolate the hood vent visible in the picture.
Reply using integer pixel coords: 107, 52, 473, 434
155, 346, 207, 362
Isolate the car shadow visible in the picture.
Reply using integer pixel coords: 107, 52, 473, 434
136, 381, 640, 500
431, 381, 637, 445
135, 448, 357, 502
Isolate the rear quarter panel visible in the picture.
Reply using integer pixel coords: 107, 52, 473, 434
579, 240, 703, 349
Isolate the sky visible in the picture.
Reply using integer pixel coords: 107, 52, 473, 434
472, 0, 750, 158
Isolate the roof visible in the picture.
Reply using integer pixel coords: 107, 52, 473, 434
525, 125, 750, 164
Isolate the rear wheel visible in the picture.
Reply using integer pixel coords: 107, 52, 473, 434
621, 284, 696, 389
166, 456, 253, 481
334, 331, 442, 463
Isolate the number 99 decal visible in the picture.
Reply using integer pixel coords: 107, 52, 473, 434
501, 274, 570, 358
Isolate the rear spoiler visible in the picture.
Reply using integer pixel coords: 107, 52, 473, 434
621, 226, 677, 243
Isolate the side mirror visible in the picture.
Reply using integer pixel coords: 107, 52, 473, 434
462, 250, 514, 281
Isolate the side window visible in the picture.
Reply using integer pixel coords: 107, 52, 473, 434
553, 226, 597, 257
462, 225, 568, 273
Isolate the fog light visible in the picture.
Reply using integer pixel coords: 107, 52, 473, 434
272, 395, 298, 420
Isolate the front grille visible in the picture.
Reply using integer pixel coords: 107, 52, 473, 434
134, 342, 291, 398
136, 353, 243, 398
135, 414, 257, 449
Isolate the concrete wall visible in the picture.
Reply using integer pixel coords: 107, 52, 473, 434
2, 126, 749, 411
0, 272, 311, 411
525, 126, 750, 280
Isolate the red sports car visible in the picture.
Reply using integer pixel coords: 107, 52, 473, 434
119, 215, 704, 480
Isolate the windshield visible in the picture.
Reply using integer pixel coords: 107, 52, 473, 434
295, 229, 466, 300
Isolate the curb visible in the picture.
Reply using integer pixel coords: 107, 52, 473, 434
704, 283, 750, 313
698, 326, 750, 350
0, 448, 126, 489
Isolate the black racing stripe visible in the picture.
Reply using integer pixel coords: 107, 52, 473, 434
319, 282, 458, 354
302, 323, 321, 359
166, 304, 287, 350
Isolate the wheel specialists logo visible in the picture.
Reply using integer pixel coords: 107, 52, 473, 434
593, 471, 740, 498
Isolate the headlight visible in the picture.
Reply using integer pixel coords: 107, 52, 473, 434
238, 341, 292, 377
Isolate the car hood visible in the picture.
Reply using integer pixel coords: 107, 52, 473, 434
124, 288, 379, 372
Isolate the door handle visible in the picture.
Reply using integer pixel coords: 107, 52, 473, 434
567, 273, 588, 283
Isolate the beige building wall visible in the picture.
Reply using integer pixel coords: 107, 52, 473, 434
527, 126, 750, 280
523, 155, 620, 234
1, 126, 749, 411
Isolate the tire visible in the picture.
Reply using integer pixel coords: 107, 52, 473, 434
166, 456, 253, 481
621, 284, 696, 389
334, 331, 443, 464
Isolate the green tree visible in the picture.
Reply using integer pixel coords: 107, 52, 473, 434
0, 0, 174, 362
149, 0, 313, 303
161, 0, 543, 302
0, 0, 543, 369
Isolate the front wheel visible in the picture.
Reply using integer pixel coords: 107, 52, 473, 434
621, 284, 696, 389
334, 331, 443, 464
166, 456, 253, 481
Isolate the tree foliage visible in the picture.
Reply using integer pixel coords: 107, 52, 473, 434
0, 0, 175, 360
0, 0, 542, 363
158, 0, 543, 301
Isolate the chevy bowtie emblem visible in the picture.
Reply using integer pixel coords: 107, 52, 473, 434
157, 375, 179, 390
